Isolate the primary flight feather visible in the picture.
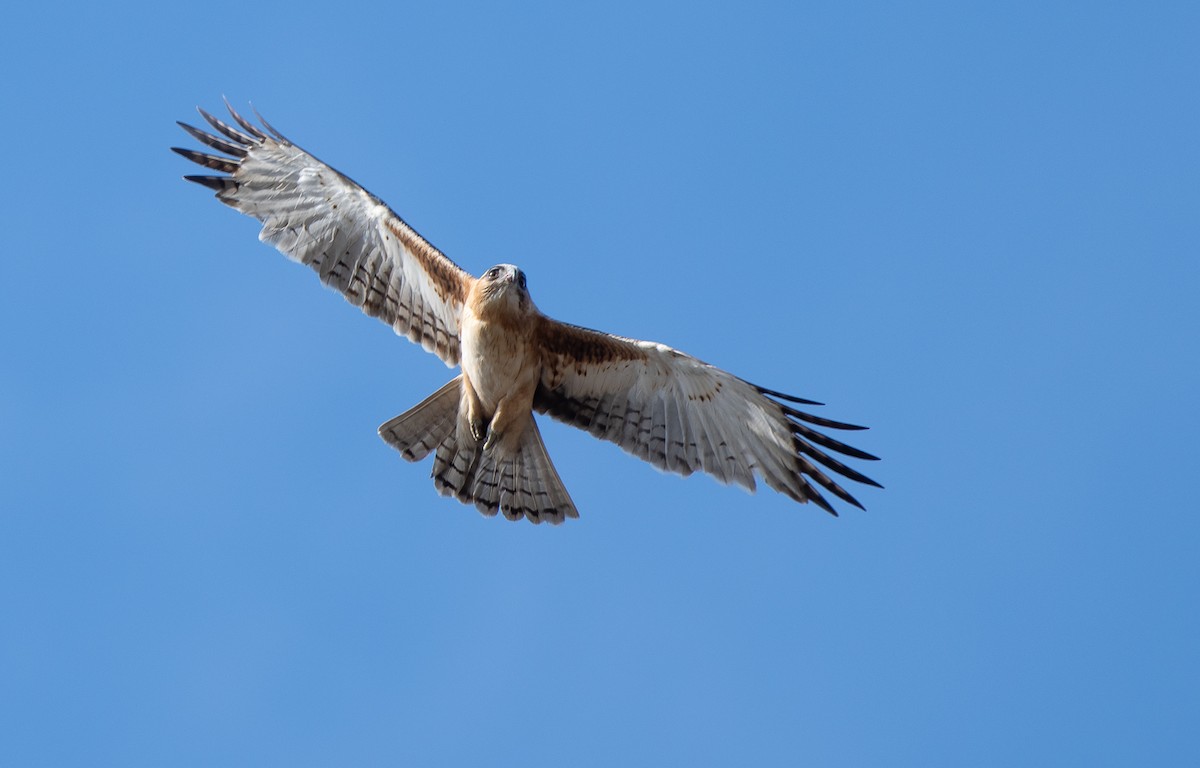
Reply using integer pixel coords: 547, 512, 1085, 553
173, 101, 881, 524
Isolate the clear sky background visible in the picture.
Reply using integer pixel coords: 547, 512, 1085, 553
2, 1, 1197, 765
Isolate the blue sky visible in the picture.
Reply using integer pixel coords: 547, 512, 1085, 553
2, 1, 1197, 765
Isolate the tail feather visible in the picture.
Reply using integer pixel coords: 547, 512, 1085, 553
522, 421, 577, 517
436, 419, 577, 524
381, 378, 578, 524
378, 376, 462, 461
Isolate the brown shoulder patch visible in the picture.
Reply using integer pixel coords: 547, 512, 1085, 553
384, 217, 472, 305
536, 318, 649, 367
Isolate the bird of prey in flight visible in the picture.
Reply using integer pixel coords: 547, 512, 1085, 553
173, 101, 881, 524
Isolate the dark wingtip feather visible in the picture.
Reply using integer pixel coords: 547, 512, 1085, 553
793, 436, 883, 489
171, 146, 239, 173
251, 103, 290, 143
223, 97, 268, 140
841, 494, 866, 511
808, 490, 839, 516
748, 378, 881, 514
176, 120, 248, 157
183, 174, 237, 192
779, 403, 869, 431
197, 106, 257, 146
789, 421, 880, 461
754, 383, 824, 406
800, 456, 868, 511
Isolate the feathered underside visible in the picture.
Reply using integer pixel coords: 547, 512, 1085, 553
534, 320, 881, 515
172, 100, 474, 366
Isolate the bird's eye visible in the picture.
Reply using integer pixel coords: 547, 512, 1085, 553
517, 272, 526, 289
486, 267, 499, 279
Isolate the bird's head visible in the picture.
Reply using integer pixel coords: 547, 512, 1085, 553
474, 263, 533, 317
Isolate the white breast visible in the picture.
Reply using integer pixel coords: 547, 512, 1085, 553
459, 310, 540, 414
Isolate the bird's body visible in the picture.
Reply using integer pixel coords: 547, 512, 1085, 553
459, 266, 541, 454
173, 102, 881, 523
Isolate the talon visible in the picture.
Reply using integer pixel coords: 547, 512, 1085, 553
470, 419, 487, 443
482, 430, 498, 452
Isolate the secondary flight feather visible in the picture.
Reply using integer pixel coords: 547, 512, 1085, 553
173, 101, 881, 524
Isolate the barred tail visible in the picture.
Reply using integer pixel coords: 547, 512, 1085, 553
378, 376, 463, 461
380, 379, 577, 524
432, 418, 578, 525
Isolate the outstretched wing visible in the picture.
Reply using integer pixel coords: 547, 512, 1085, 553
172, 102, 474, 366
534, 320, 881, 514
